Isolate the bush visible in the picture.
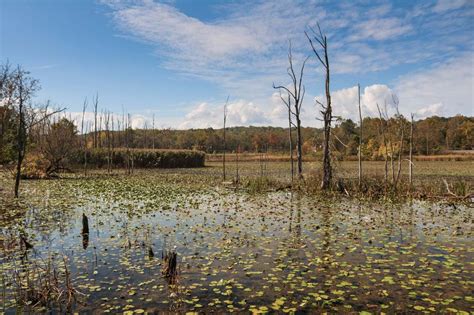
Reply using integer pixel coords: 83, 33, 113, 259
74, 148, 205, 169
21, 154, 49, 179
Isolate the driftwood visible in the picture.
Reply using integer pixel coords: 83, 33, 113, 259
443, 179, 473, 200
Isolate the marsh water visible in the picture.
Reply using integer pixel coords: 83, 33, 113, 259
1, 172, 473, 313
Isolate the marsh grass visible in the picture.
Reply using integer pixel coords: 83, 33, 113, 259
10, 255, 82, 312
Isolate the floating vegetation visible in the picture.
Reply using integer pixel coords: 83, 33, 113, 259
0, 165, 473, 313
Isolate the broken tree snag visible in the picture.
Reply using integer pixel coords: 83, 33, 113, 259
162, 249, 178, 284
273, 41, 308, 180
20, 233, 33, 250
148, 246, 154, 259
305, 24, 333, 189
82, 213, 89, 250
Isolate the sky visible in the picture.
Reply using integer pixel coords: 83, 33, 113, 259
1, 0, 473, 129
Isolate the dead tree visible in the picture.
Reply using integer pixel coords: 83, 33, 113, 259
127, 113, 133, 174
99, 109, 103, 149
162, 249, 178, 284
111, 114, 115, 170
12, 67, 38, 197
7, 66, 64, 197
235, 144, 240, 184
223, 96, 229, 181
280, 90, 296, 182
152, 114, 155, 150
409, 113, 414, 185
105, 111, 112, 174
306, 24, 333, 189
144, 121, 148, 149
392, 95, 404, 188
273, 41, 308, 180
81, 98, 88, 176
376, 103, 389, 186
357, 84, 363, 187
93, 93, 98, 149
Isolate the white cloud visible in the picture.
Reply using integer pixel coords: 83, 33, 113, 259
321, 84, 396, 122
325, 54, 473, 121
350, 18, 412, 41
432, 0, 468, 13
109, 1, 266, 60
394, 53, 474, 117
415, 103, 443, 118
361, 84, 395, 115
179, 100, 269, 129
96, 0, 473, 127
56, 111, 158, 131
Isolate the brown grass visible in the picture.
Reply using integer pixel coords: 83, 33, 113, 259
206, 152, 474, 162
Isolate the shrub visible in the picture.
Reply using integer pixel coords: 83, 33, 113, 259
21, 153, 49, 179
74, 148, 205, 169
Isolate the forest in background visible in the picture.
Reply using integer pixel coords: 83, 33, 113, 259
1, 103, 473, 166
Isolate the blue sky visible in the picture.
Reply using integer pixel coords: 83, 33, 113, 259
1, 0, 473, 129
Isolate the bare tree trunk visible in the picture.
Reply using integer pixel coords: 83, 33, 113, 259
81, 98, 88, 176
409, 113, 414, 185
394, 119, 404, 188
306, 24, 332, 189
93, 93, 98, 149
377, 104, 388, 187
14, 88, 25, 198
393, 95, 403, 188
235, 144, 239, 184
223, 96, 229, 181
295, 115, 303, 178
144, 121, 148, 149
321, 37, 332, 189
99, 110, 103, 149
358, 83, 362, 187
390, 140, 395, 183
273, 41, 308, 181
152, 114, 155, 150
288, 106, 294, 183
106, 111, 111, 174
111, 115, 115, 172
127, 113, 133, 175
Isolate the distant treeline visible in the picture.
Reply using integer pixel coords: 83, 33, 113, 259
80, 115, 472, 157
0, 110, 472, 167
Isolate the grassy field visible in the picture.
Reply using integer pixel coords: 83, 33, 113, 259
206, 152, 474, 162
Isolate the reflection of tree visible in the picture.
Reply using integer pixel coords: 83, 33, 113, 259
296, 195, 302, 240
287, 193, 303, 249
321, 204, 333, 265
